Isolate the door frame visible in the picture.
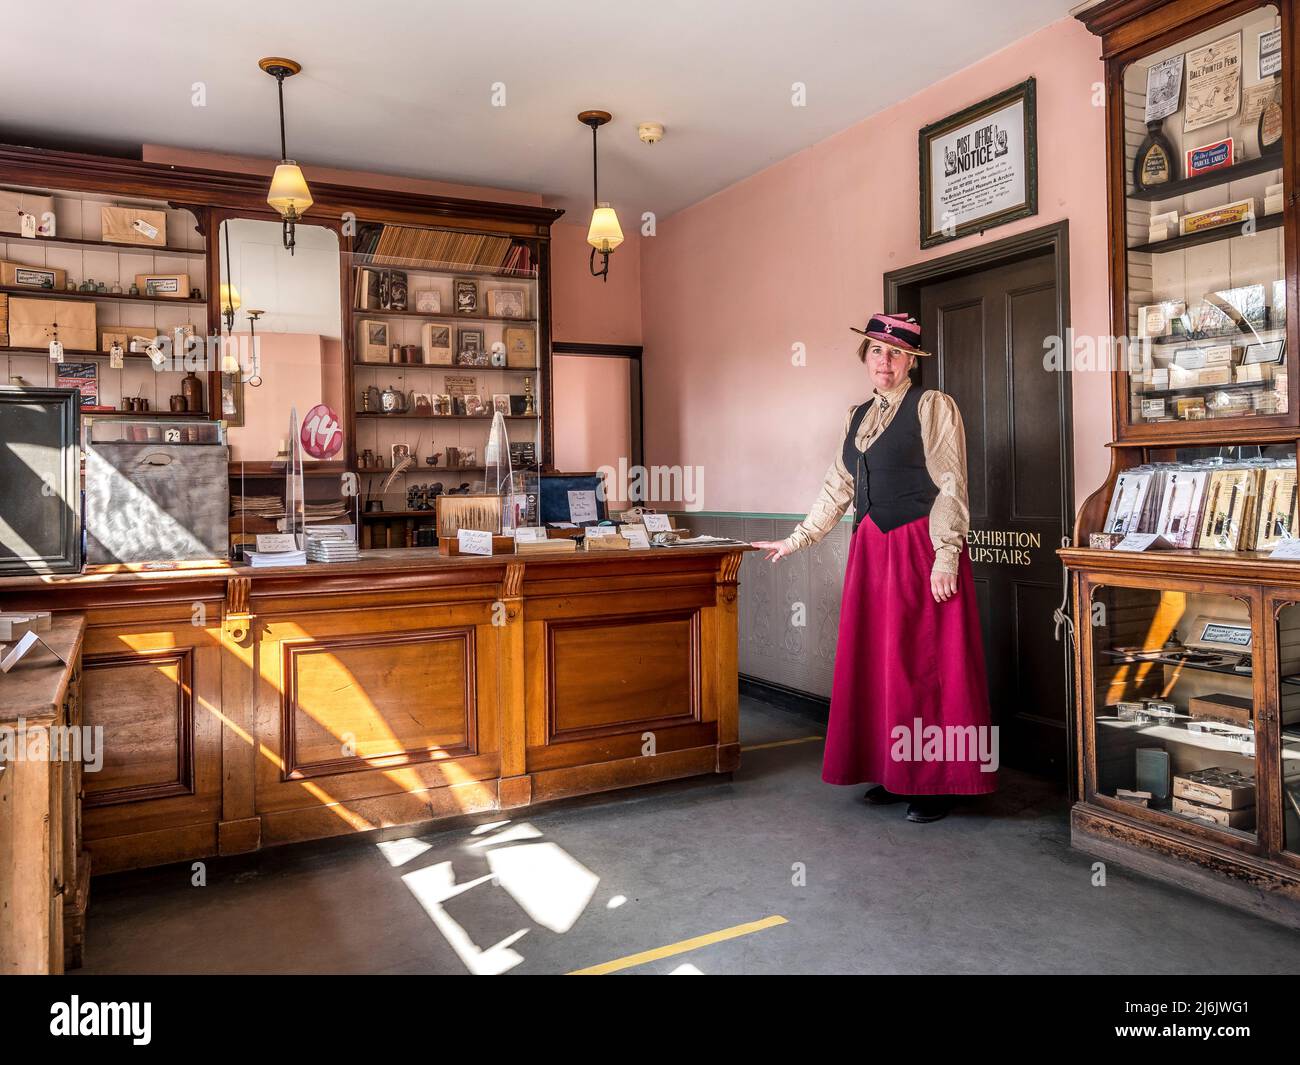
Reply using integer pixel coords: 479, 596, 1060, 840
551, 341, 645, 469
883, 219, 1076, 788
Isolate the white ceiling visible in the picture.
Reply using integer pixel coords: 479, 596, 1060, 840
2, 0, 1075, 219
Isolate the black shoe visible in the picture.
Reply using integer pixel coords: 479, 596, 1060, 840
905, 797, 953, 823
863, 784, 905, 806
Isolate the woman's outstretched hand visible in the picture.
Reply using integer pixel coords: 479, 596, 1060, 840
751, 539, 791, 563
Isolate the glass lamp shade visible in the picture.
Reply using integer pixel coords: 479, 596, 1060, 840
586, 203, 624, 253
267, 161, 313, 219
220, 283, 241, 317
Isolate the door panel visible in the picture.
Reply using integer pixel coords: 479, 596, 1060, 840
920, 249, 1071, 776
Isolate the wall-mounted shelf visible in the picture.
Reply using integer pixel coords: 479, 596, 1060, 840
0, 232, 206, 257
1127, 213, 1283, 255
353, 306, 537, 325
0, 285, 206, 305
1128, 155, 1283, 202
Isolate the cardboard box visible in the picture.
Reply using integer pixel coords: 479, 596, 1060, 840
1172, 795, 1255, 829
1197, 365, 1233, 387
101, 205, 167, 247
1173, 768, 1255, 809
1188, 692, 1253, 726
0, 260, 66, 290
0, 189, 55, 236
134, 273, 190, 299
8, 297, 96, 351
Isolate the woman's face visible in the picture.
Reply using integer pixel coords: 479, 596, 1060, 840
866, 340, 916, 391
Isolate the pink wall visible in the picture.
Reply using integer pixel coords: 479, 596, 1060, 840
552, 354, 633, 495
639, 16, 1110, 517
551, 221, 642, 345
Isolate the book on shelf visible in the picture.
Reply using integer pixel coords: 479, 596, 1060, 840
352, 224, 532, 275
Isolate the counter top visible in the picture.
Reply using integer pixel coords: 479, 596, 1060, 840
0, 542, 753, 590
0, 615, 84, 724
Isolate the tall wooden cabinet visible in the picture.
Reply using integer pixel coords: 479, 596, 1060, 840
1065, 0, 1300, 925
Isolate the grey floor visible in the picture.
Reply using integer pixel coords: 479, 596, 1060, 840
79, 695, 1300, 975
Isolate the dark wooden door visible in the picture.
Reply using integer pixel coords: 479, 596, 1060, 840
919, 249, 1071, 778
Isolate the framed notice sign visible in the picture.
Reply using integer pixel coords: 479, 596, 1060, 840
919, 78, 1037, 248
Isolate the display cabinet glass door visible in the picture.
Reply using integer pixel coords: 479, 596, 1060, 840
1088, 580, 1261, 844
1274, 602, 1300, 860
1119, 5, 1289, 433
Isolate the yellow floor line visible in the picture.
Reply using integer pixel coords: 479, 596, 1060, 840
568, 915, 788, 975
741, 736, 823, 752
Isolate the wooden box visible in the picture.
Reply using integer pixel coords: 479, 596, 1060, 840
101, 205, 167, 247
0, 261, 66, 290
1187, 692, 1252, 726
8, 297, 96, 351
133, 273, 189, 299
1173, 769, 1256, 810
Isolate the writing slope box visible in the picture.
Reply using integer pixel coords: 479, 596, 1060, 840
8, 296, 96, 351
0, 189, 55, 236
0, 260, 66, 290
134, 273, 189, 299
100, 205, 167, 247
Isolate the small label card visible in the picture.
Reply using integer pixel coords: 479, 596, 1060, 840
514, 526, 548, 544
256, 533, 299, 553
568, 490, 598, 524
1115, 532, 1173, 552
584, 525, 616, 538
621, 525, 651, 549
1269, 537, 1300, 560
457, 528, 494, 555
642, 513, 672, 533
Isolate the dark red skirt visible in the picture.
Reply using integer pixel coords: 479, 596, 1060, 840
823, 514, 998, 795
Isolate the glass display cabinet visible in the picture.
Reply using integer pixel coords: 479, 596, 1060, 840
1117, 3, 1293, 440
1065, 0, 1300, 926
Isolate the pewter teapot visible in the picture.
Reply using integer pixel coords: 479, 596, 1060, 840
380, 384, 409, 413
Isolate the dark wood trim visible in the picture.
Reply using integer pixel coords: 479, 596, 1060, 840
552, 342, 644, 359
0, 143, 564, 229
739, 673, 830, 724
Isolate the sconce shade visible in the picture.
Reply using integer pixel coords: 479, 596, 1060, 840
587, 203, 624, 253
220, 283, 241, 316
267, 161, 313, 218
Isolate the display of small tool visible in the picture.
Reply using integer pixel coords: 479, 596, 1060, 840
406, 483, 444, 511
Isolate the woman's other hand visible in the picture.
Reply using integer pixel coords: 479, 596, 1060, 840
931, 568, 958, 603
752, 540, 792, 563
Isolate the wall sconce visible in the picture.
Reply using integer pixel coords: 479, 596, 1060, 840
260, 57, 313, 254
220, 283, 241, 333
578, 110, 623, 282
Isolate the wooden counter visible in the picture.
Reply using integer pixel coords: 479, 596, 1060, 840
0, 546, 748, 873
0, 615, 88, 972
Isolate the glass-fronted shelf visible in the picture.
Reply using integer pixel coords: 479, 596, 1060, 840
1277, 604, 1300, 858
1123, 5, 1287, 429
1090, 584, 1260, 841
346, 222, 543, 548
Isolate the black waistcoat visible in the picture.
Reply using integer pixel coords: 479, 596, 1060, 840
842, 385, 938, 533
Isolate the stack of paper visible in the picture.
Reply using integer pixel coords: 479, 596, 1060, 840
244, 549, 307, 568
305, 525, 359, 563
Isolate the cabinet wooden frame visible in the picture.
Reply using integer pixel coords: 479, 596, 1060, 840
1067, 0, 1300, 925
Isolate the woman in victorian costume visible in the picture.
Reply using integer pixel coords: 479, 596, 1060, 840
753, 312, 997, 822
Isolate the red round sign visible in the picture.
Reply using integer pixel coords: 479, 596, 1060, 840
300, 403, 344, 459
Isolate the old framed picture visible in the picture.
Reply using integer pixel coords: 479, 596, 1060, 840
486, 287, 527, 318
919, 77, 1037, 248
221, 373, 244, 426
454, 278, 478, 315
1244, 339, 1286, 365
493, 394, 511, 415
